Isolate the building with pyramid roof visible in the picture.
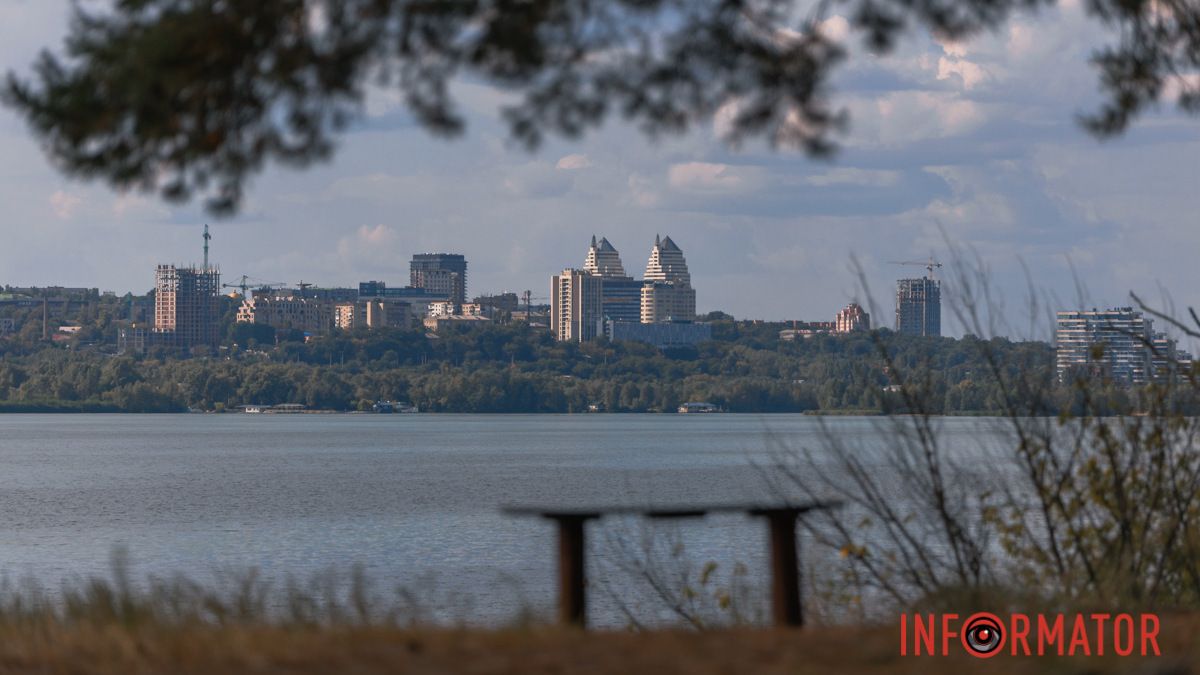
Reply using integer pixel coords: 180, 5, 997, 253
643, 234, 691, 287
641, 235, 695, 323
584, 235, 628, 278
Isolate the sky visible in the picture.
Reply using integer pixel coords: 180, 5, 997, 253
0, 0, 1197, 339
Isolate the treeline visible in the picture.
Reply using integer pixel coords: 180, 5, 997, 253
0, 321, 1073, 413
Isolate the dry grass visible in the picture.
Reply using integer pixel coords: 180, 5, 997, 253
1, 618, 1197, 674
0, 565, 1195, 674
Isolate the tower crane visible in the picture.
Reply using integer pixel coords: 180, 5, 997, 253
889, 257, 943, 279
221, 275, 285, 296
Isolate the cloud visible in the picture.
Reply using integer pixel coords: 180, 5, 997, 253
846, 91, 986, 147
819, 15, 851, 42
503, 162, 574, 199
667, 162, 762, 194
49, 190, 80, 219
335, 224, 402, 270
936, 57, 989, 90
805, 168, 901, 187
555, 154, 593, 170
627, 173, 660, 208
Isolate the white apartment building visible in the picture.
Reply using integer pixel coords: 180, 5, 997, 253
551, 268, 604, 342
1056, 307, 1154, 384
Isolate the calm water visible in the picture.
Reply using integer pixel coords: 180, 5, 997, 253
0, 414, 1014, 625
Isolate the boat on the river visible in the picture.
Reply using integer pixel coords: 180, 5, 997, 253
677, 402, 722, 414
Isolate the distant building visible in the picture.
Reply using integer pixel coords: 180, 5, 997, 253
358, 281, 449, 304
237, 294, 333, 334
410, 253, 467, 305
1055, 307, 1166, 384
292, 287, 358, 302
641, 282, 696, 323
895, 277, 940, 337
584, 236, 641, 324
551, 268, 604, 342
643, 234, 692, 286
780, 322, 835, 341
836, 303, 870, 333
153, 264, 220, 349
607, 320, 712, 348
334, 299, 411, 330
117, 325, 149, 354
423, 315, 492, 331
474, 292, 520, 313
584, 235, 628, 277
641, 235, 695, 323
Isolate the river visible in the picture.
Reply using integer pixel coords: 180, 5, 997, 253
0, 413, 1016, 626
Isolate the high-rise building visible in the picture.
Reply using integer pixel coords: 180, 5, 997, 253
153, 264, 220, 349
641, 235, 695, 323
640, 282, 696, 323
583, 235, 641, 323
410, 254, 467, 305
584, 235, 628, 277
643, 234, 691, 286
836, 303, 871, 333
1056, 308, 1155, 384
551, 268, 603, 342
895, 278, 940, 337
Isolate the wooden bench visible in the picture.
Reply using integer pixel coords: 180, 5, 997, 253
503, 501, 840, 628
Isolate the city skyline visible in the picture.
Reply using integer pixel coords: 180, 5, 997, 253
0, 1, 1198, 335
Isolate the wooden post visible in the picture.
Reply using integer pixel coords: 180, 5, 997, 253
551, 515, 592, 627
760, 508, 803, 627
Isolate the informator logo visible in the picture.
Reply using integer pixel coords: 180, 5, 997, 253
899, 612, 1161, 658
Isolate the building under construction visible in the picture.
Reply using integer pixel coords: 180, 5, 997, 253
153, 264, 220, 350
895, 277, 941, 337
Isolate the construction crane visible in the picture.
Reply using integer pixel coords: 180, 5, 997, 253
221, 275, 285, 296
202, 224, 212, 269
889, 257, 943, 279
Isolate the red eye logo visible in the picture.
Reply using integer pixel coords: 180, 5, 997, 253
962, 613, 1005, 658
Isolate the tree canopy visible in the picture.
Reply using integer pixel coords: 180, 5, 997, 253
5, 0, 1198, 214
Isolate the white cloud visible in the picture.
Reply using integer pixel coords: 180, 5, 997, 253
847, 91, 986, 147
627, 173, 660, 208
335, 224, 402, 268
667, 162, 761, 194
805, 168, 901, 187
819, 15, 851, 42
503, 162, 574, 199
555, 154, 593, 170
937, 36, 970, 58
49, 190, 80, 219
936, 57, 989, 89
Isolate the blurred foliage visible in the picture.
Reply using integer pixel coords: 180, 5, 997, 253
5, 0, 1199, 213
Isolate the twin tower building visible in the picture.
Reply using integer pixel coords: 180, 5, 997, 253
552, 235, 697, 342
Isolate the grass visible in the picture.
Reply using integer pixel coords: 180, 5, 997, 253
0, 562, 1195, 673
2, 619, 1199, 674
